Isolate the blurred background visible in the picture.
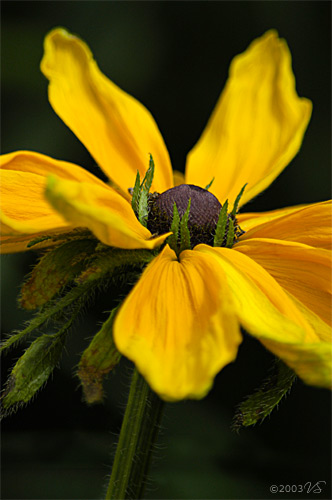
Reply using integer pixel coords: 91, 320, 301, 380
1, 1, 331, 499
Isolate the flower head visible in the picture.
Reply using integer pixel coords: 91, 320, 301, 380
1, 28, 331, 401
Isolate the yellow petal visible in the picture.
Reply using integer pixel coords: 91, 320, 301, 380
46, 175, 169, 250
196, 245, 331, 389
41, 28, 173, 194
0, 150, 113, 252
239, 201, 331, 249
260, 339, 331, 389
196, 245, 315, 342
114, 245, 242, 401
185, 30, 312, 207
235, 238, 332, 327
0, 154, 72, 241
1, 150, 108, 185
284, 292, 331, 343
237, 204, 307, 231
173, 170, 185, 187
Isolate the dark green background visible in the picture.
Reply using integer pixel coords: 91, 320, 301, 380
1, 1, 331, 499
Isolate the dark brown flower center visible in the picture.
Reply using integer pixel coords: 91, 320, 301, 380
147, 184, 222, 247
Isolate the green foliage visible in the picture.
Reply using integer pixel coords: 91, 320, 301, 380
131, 154, 155, 227
225, 217, 235, 248
167, 199, 192, 256
77, 308, 121, 404
230, 183, 247, 216
213, 200, 228, 247
1, 324, 70, 418
131, 171, 141, 214
20, 239, 97, 310
232, 360, 297, 431
167, 203, 181, 254
1, 244, 156, 416
204, 177, 215, 190
179, 199, 191, 253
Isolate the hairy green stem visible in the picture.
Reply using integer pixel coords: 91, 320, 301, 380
105, 367, 164, 499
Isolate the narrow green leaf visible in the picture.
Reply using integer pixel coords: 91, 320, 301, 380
204, 177, 215, 190
225, 217, 235, 248
137, 155, 155, 227
213, 200, 228, 247
1, 325, 70, 418
232, 360, 297, 431
76, 248, 154, 283
20, 239, 97, 310
138, 189, 149, 227
144, 154, 155, 194
131, 170, 141, 214
78, 308, 121, 404
231, 183, 247, 216
179, 198, 191, 253
167, 203, 180, 254
27, 235, 52, 248
1, 279, 98, 354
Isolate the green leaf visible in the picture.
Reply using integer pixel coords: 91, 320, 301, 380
131, 170, 141, 214
76, 248, 155, 283
138, 155, 155, 227
230, 183, 247, 216
27, 235, 52, 248
20, 239, 97, 310
204, 177, 215, 190
77, 308, 121, 404
213, 200, 228, 247
1, 279, 99, 354
232, 360, 297, 431
167, 203, 180, 254
225, 217, 235, 248
179, 198, 191, 253
1, 325, 70, 418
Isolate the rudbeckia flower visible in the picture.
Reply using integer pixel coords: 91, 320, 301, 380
1, 28, 331, 401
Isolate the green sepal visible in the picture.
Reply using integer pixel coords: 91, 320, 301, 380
179, 198, 191, 253
225, 217, 235, 248
167, 203, 180, 254
213, 200, 228, 247
76, 248, 155, 284
131, 171, 141, 214
20, 239, 97, 310
77, 308, 121, 404
1, 278, 101, 355
1, 325, 70, 418
131, 155, 155, 227
204, 177, 215, 191
138, 155, 155, 227
27, 235, 52, 248
232, 360, 297, 431
230, 183, 247, 216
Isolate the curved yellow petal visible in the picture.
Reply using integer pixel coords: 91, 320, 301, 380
234, 238, 332, 327
1, 150, 108, 185
196, 245, 315, 342
185, 30, 312, 207
196, 245, 331, 389
237, 203, 307, 231
45, 175, 169, 250
239, 201, 331, 249
41, 28, 173, 194
173, 170, 185, 187
114, 245, 242, 401
284, 291, 331, 343
0, 150, 113, 252
260, 339, 331, 389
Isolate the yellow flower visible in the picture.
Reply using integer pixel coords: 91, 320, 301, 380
1, 28, 331, 401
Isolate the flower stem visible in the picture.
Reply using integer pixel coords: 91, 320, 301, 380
105, 367, 164, 499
